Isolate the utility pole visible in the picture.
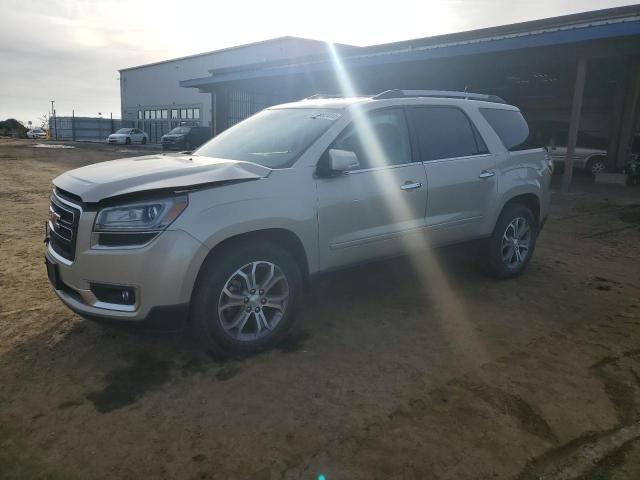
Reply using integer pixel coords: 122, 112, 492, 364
50, 100, 57, 141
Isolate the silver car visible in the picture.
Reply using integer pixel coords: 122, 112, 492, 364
45, 90, 552, 356
548, 132, 608, 176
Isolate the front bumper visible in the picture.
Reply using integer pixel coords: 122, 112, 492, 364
45, 226, 209, 327
107, 137, 127, 144
161, 139, 185, 150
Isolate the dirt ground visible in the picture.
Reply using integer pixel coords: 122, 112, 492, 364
1, 138, 640, 480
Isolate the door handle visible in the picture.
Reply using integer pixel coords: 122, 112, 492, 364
479, 171, 495, 179
400, 181, 423, 191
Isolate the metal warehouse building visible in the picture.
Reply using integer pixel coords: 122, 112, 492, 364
119, 37, 352, 143
121, 5, 640, 185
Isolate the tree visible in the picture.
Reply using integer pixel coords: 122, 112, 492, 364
38, 113, 49, 130
0, 118, 28, 138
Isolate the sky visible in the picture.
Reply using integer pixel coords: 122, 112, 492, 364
0, 0, 637, 126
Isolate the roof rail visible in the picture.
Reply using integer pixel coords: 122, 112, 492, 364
303, 93, 349, 100
372, 89, 506, 103
303, 93, 370, 100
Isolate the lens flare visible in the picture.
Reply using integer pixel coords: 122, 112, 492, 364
326, 43, 491, 365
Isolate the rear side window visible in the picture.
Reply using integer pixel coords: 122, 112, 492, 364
480, 108, 531, 151
408, 107, 488, 161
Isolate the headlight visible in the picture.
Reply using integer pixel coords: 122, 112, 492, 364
94, 195, 188, 232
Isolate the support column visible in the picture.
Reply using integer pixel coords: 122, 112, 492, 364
562, 58, 587, 193
213, 87, 229, 136
606, 68, 626, 170
615, 64, 640, 170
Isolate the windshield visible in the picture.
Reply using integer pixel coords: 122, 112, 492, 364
115, 128, 132, 134
194, 108, 342, 168
168, 127, 190, 134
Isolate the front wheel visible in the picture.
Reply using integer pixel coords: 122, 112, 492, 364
142, 137, 147, 145
190, 242, 302, 357
482, 204, 537, 279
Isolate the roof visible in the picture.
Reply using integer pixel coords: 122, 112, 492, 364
272, 97, 370, 109
119, 36, 355, 72
363, 4, 640, 53
268, 92, 521, 110
181, 4, 640, 88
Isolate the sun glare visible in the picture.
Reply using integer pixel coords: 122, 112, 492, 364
327, 42, 491, 365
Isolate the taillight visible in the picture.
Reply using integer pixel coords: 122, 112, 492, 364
544, 151, 554, 173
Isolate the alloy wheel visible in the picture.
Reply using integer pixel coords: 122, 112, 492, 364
217, 261, 289, 341
590, 160, 606, 176
501, 217, 532, 268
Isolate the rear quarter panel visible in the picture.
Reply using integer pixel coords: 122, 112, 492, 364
492, 149, 551, 228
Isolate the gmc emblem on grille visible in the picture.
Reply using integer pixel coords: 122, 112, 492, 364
49, 209, 62, 228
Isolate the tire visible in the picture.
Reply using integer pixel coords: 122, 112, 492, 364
482, 203, 538, 279
586, 156, 606, 177
185, 140, 192, 150
142, 137, 147, 145
125, 137, 131, 145
190, 242, 302, 357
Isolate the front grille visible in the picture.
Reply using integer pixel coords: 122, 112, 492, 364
49, 194, 81, 261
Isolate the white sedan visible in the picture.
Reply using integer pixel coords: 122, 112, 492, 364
107, 128, 148, 145
26, 128, 47, 139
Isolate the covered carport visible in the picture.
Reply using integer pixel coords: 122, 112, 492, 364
181, 5, 640, 191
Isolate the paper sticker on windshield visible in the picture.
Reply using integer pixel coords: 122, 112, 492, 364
310, 112, 342, 121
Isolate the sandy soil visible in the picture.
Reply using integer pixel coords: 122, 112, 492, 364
1, 138, 640, 479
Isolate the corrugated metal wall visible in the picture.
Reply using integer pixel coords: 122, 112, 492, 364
228, 91, 287, 127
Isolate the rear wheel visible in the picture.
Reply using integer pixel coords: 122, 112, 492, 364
586, 156, 606, 176
482, 204, 537, 279
191, 242, 302, 357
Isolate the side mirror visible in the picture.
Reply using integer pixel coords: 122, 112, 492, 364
328, 149, 359, 172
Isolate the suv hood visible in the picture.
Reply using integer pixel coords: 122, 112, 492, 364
53, 154, 272, 202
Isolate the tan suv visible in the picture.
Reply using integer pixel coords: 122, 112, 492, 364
45, 90, 552, 356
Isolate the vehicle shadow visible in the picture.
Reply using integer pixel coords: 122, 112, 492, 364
0, 245, 486, 406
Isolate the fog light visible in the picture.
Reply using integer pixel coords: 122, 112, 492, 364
90, 283, 136, 306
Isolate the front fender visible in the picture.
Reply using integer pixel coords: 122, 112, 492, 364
174, 177, 319, 274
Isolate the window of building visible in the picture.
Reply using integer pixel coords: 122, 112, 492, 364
331, 108, 411, 169
156, 109, 161, 119
161, 110, 168, 119
193, 108, 200, 119
171, 109, 178, 119
150, 110, 156, 120
144, 110, 150, 119
408, 107, 486, 161
187, 108, 193, 119
181, 109, 187, 119
138, 111, 143, 120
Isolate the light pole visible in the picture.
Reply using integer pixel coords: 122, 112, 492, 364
50, 100, 57, 140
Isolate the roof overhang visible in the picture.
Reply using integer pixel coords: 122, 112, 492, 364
180, 15, 640, 89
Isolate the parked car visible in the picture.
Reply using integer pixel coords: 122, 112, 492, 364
161, 126, 212, 151
107, 128, 148, 145
26, 128, 47, 139
547, 131, 608, 176
45, 90, 551, 356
